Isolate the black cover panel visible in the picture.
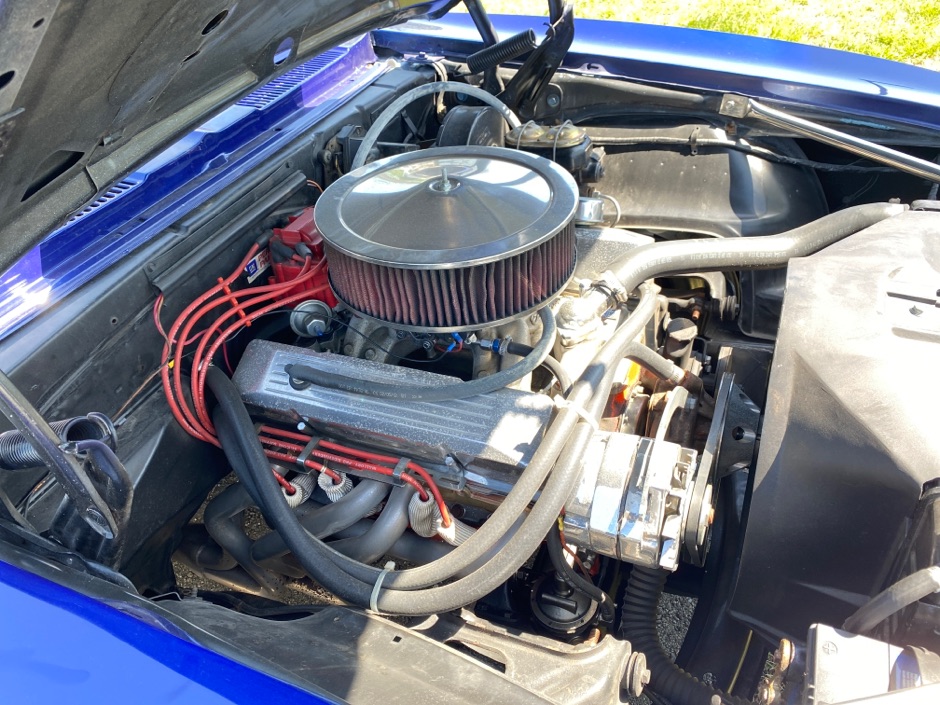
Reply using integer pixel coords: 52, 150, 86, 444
731, 210, 940, 641
0, 0, 458, 275
161, 600, 549, 705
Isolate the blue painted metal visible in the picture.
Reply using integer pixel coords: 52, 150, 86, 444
374, 14, 940, 132
0, 35, 381, 339
0, 559, 334, 704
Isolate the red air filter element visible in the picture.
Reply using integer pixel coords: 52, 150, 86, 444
325, 222, 575, 330
314, 146, 578, 332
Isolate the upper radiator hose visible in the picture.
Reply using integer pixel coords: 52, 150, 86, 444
557, 203, 906, 333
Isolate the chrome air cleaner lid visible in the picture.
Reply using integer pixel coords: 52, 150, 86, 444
314, 146, 578, 269
315, 145, 578, 331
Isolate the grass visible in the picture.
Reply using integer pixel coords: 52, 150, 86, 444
461, 1, 940, 69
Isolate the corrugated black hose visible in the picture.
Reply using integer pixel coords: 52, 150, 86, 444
621, 566, 751, 705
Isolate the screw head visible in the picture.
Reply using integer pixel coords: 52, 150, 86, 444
622, 652, 649, 697
83, 507, 114, 539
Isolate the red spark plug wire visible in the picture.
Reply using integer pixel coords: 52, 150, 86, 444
186, 259, 325, 430
170, 258, 319, 436
258, 425, 452, 526
191, 285, 329, 434
258, 434, 429, 499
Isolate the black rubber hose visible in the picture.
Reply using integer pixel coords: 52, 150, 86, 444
302, 285, 655, 593
843, 566, 940, 635
328, 485, 415, 564
213, 284, 665, 619
325, 288, 654, 608
208, 355, 603, 612
206, 292, 662, 615
235, 285, 656, 590
612, 203, 905, 292
209, 395, 372, 602
204, 483, 282, 594
214, 410, 264, 509
249, 479, 390, 564
505, 342, 572, 394
546, 521, 615, 623
351, 83, 520, 171
558, 203, 906, 331
466, 29, 537, 74
216, 283, 718, 619
286, 307, 556, 402
621, 567, 749, 705
622, 341, 689, 385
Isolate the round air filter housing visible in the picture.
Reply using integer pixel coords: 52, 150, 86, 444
315, 146, 578, 332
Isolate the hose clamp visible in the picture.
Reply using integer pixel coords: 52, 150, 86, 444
553, 396, 599, 431
370, 560, 396, 614
597, 270, 631, 307
295, 433, 321, 474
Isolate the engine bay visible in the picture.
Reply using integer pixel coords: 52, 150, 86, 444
1, 35, 939, 705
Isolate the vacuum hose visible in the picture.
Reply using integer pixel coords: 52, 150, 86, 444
287, 308, 555, 402
351, 81, 521, 171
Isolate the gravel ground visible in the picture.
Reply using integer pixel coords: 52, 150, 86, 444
658, 592, 697, 660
